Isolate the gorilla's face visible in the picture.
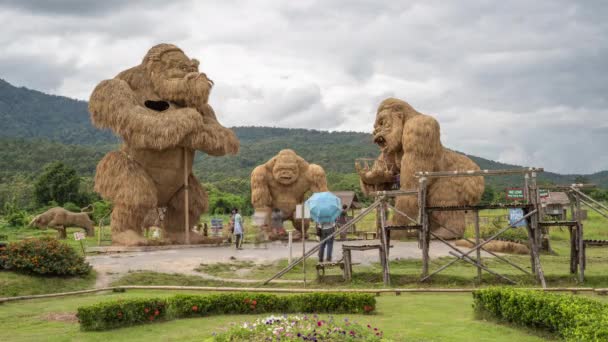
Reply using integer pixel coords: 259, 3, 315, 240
373, 108, 403, 154
273, 156, 300, 186
149, 50, 213, 107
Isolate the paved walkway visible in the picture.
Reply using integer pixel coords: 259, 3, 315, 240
88, 240, 489, 288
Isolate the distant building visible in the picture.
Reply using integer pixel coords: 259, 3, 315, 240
541, 192, 570, 220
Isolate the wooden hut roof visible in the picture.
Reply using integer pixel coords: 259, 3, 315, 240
541, 192, 570, 205
332, 191, 362, 210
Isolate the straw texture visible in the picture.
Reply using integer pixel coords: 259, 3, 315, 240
89, 44, 239, 245
251, 149, 328, 238
360, 98, 485, 239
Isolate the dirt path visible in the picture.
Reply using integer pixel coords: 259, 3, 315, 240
87, 240, 487, 288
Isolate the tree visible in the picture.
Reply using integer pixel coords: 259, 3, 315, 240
480, 186, 496, 204
34, 162, 80, 206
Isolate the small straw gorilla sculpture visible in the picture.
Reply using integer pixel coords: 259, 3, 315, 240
359, 98, 485, 239
89, 44, 239, 245
251, 149, 328, 239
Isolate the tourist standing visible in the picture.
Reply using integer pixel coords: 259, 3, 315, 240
318, 220, 336, 262
270, 208, 285, 238
233, 208, 244, 249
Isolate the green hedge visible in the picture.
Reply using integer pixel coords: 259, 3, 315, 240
77, 292, 376, 331
473, 288, 608, 341
77, 297, 167, 331
1, 238, 91, 276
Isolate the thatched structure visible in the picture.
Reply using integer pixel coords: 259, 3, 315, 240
29, 207, 94, 239
89, 44, 239, 245
251, 149, 328, 239
358, 98, 485, 239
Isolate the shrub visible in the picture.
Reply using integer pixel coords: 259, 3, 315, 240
63, 202, 81, 213
5, 210, 30, 227
2, 237, 91, 276
169, 293, 375, 318
77, 297, 167, 331
78, 293, 376, 331
0, 243, 7, 269
473, 288, 608, 341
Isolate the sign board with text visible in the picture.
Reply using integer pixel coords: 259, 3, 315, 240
505, 188, 549, 200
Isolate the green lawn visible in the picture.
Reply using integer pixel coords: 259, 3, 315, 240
0, 270, 96, 297
0, 290, 558, 341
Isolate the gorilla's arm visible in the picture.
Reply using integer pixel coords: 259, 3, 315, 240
89, 79, 204, 150
179, 104, 240, 156
357, 152, 398, 185
307, 164, 329, 192
251, 165, 273, 211
400, 115, 442, 189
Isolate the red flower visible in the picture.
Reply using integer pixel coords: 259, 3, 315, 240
149, 316, 154, 321
252, 300, 257, 305
317, 321, 323, 327
154, 310, 160, 316
363, 305, 373, 312
192, 305, 198, 311
144, 308, 150, 313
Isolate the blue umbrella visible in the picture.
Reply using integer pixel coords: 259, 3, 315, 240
306, 192, 342, 223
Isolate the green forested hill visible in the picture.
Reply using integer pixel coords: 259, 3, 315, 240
0, 78, 606, 191
0, 79, 116, 145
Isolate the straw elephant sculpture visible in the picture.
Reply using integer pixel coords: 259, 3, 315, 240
89, 44, 239, 245
358, 98, 485, 239
251, 149, 328, 239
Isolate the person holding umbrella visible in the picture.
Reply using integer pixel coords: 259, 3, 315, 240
306, 192, 342, 263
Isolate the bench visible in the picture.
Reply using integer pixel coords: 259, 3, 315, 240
342, 244, 386, 281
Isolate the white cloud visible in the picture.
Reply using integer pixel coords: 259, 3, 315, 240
0, 0, 606, 173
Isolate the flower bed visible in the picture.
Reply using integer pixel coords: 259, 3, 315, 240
77, 293, 376, 331
214, 314, 385, 341
473, 288, 608, 341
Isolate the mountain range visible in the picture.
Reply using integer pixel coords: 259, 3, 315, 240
0, 78, 606, 189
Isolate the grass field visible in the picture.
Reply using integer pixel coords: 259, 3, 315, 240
0, 290, 562, 342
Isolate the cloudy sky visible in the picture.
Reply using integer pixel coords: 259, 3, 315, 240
1, 0, 607, 174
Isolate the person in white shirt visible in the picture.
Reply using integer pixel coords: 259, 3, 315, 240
233, 208, 244, 249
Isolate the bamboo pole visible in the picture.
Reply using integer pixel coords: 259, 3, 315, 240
575, 193, 585, 283
1, 286, 604, 304
418, 177, 429, 278
415, 168, 544, 178
183, 148, 190, 245
379, 199, 390, 285
301, 203, 306, 288
474, 210, 481, 282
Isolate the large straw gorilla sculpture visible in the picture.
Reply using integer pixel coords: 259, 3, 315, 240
251, 149, 328, 239
358, 98, 484, 239
89, 44, 239, 245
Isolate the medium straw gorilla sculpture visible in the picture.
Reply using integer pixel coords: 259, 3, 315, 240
251, 149, 328, 239
89, 44, 239, 245
358, 98, 484, 239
